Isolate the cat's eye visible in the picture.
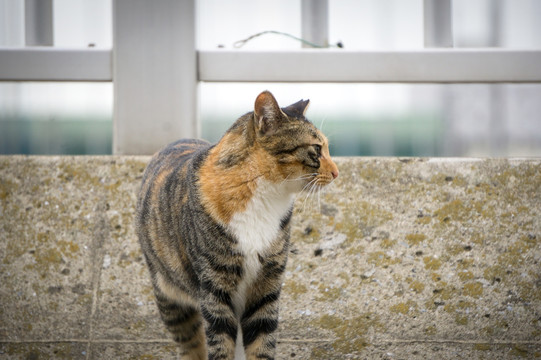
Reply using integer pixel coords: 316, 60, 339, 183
313, 144, 322, 157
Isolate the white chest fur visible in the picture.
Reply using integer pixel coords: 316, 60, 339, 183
228, 179, 295, 316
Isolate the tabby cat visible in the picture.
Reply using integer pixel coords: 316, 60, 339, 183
135, 91, 338, 360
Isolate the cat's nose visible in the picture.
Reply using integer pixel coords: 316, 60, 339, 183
331, 169, 339, 179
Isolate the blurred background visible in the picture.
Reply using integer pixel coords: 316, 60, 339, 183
1, 0, 540, 156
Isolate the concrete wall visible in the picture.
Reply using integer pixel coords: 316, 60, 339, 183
0, 156, 539, 359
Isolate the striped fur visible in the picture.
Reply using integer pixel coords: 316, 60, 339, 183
135, 91, 338, 360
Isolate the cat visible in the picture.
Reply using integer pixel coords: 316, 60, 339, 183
135, 91, 338, 360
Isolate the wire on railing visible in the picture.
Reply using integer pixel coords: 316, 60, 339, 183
232, 30, 343, 49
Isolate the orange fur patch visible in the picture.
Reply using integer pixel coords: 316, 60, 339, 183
198, 145, 255, 224
198, 139, 283, 224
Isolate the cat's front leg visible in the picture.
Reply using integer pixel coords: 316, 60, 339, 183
200, 281, 238, 360
240, 257, 287, 360
241, 296, 279, 360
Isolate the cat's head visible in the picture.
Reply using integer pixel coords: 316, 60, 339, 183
251, 91, 338, 192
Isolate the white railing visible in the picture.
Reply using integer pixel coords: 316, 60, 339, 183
198, 49, 541, 83
0, 0, 540, 154
0, 48, 111, 81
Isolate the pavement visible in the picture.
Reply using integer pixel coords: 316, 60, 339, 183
0, 156, 540, 359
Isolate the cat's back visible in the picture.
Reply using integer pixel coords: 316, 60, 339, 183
136, 138, 211, 228
144, 139, 210, 179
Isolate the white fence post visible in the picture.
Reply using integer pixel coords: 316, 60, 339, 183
424, 0, 453, 47
301, 0, 328, 48
24, 0, 53, 46
112, 0, 197, 155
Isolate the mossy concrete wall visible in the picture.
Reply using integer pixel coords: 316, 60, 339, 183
0, 156, 540, 359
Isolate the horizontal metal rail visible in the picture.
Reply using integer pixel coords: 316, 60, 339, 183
0, 48, 112, 81
198, 49, 541, 83
1, 48, 541, 83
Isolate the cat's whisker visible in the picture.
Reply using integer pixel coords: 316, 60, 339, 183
316, 189, 323, 212
300, 178, 318, 213
317, 186, 322, 213
303, 192, 312, 213
300, 177, 317, 193
285, 173, 318, 182
281, 174, 317, 190
301, 179, 315, 197
319, 114, 328, 131
278, 173, 293, 187
301, 191, 310, 213
291, 177, 313, 184
301, 176, 335, 215
306, 180, 321, 213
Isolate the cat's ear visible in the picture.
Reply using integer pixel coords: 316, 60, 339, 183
282, 99, 310, 118
254, 91, 284, 136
